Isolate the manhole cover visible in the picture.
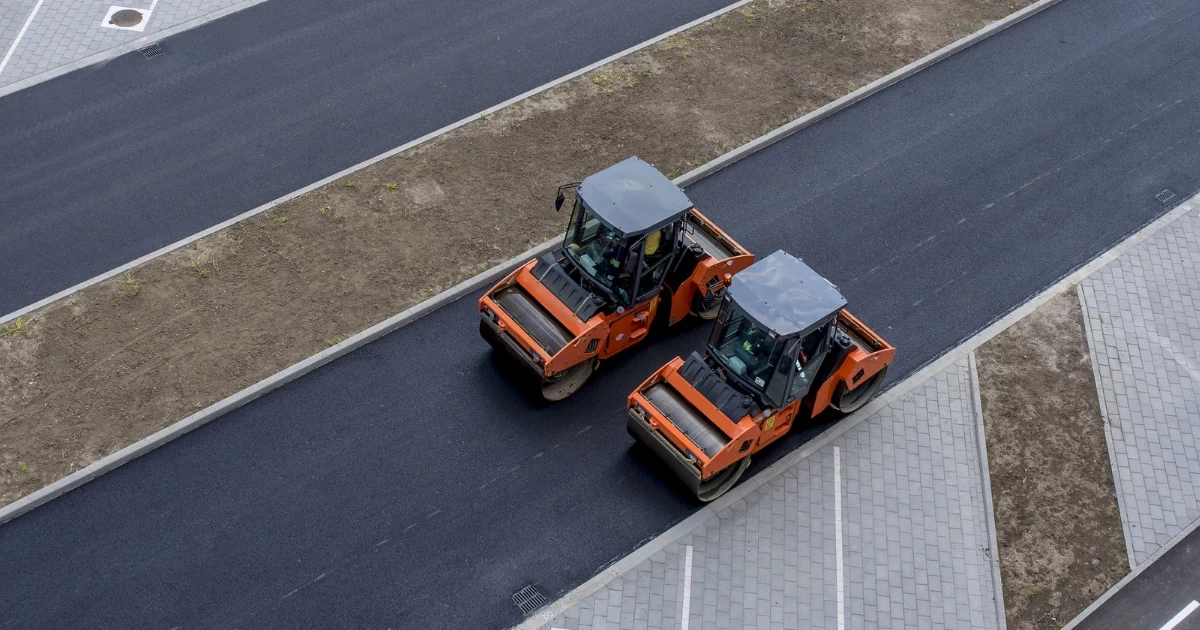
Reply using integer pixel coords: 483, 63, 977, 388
138, 43, 165, 59
109, 9, 143, 27
1156, 188, 1177, 205
512, 584, 548, 615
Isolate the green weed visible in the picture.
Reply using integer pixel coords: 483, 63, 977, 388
119, 273, 144, 297
0, 317, 30, 338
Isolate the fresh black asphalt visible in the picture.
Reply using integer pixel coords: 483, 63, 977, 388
3, 0, 1200, 628
1078, 525, 1200, 630
0, 0, 735, 315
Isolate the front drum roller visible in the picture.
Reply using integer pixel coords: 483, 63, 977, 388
539, 358, 598, 402
830, 365, 889, 414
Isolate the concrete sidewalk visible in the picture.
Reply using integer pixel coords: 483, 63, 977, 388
1081, 206, 1200, 568
531, 357, 1005, 630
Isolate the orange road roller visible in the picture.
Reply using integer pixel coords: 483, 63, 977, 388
626, 250, 895, 501
479, 156, 753, 401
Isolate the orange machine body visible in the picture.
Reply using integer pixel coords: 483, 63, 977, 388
478, 209, 752, 381
627, 309, 894, 489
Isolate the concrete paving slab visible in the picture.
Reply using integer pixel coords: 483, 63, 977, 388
1081, 210, 1200, 567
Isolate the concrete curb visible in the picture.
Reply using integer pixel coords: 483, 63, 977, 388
0, 0, 1069, 526
0, 0, 752, 326
968, 351, 1009, 630
1078, 283, 1139, 571
513, 192, 1200, 628
0, 0, 270, 98
1060, 514, 1200, 630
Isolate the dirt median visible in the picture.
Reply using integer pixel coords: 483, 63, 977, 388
0, 0, 1033, 507
976, 289, 1125, 630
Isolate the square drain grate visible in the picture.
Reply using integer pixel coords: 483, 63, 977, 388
138, 43, 165, 59
1155, 188, 1177, 205
512, 584, 548, 615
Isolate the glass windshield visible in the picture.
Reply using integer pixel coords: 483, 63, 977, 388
563, 199, 632, 297
708, 301, 787, 403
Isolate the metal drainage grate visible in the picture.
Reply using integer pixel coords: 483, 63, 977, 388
1156, 188, 1177, 205
138, 43, 165, 59
511, 585, 548, 615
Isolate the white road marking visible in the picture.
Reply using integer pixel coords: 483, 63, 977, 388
834, 446, 845, 630
680, 544, 694, 630
1160, 601, 1200, 630
0, 0, 47, 77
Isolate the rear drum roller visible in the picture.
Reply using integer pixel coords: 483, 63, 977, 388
830, 365, 889, 414
691, 288, 722, 321
539, 359, 597, 402
695, 456, 751, 503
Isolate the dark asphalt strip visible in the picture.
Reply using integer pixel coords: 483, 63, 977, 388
2, 0, 1199, 628
0, 0, 736, 314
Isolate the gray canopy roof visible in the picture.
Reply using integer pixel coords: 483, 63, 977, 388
728, 250, 847, 337
577, 157, 693, 237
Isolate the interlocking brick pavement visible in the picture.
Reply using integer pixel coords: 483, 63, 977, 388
1080, 210, 1200, 567
0, 0, 247, 89
540, 358, 1002, 630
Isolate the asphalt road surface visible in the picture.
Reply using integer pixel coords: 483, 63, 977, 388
0, 0, 736, 315
1078, 526, 1200, 630
3, 0, 1199, 628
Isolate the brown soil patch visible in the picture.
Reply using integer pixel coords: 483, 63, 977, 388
1, 0, 1031, 507
976, 289, 1126, 629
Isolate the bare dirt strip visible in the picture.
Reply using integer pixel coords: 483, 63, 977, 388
0, 0, 1033, 507
976, 289, 1126, 630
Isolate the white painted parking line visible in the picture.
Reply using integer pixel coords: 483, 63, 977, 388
0, 0, 47, 76
834, 446, 845, 630
681, 544, 694, 630
1160, 601, 1200, 630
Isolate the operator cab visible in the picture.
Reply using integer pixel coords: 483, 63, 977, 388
557, 157, 691, 307
707, 250, 848, 410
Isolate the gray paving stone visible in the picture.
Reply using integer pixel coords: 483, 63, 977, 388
542, 358, 1001, 629
1082, 212, 1200, 566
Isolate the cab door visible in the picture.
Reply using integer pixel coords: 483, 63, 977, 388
598, 228, 674, 358
754, 323, 832, 449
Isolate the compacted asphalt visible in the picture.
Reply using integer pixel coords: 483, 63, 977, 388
2, 0, 1199, 627
0, 0, 737, 314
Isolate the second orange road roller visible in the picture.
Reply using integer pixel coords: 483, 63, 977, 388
626, 250, 896, 501
479, 156, 753, 401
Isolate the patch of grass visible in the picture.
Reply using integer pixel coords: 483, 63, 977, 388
274, 216, 290, 224
119, 273, 144, 297
344, 180, 357, 188
17, 463, 27, 473
385, 183, 398, 191
591, 68, 640, 95
442, 161, 457, 169
325, 337, 343, 347
0, 317, 31, 338
190, 257, 219, 278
